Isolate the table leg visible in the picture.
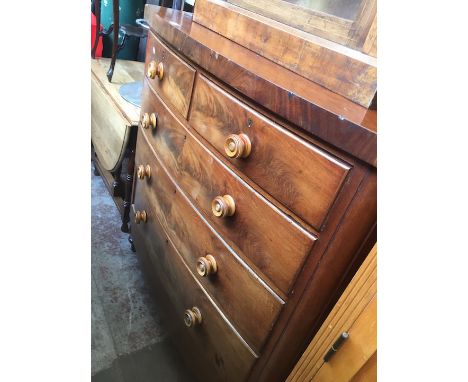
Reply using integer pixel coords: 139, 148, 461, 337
121, 128, 137, 233
107, 0, 120, 82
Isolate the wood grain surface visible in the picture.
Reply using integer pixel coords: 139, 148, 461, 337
227, 0, 376, 55
91, 58, 144, 171
349, 351, 376, 381
189, 74, 351, 231
228, 0, 353, 44
362, 14, 377, 57
131, 201, 257, 382
251, 170, 376, 382
287, 244, 376, 381
91, 77, 129, 171
91, 58, 144, 125
135, 7, 378, 382
312, 297, 376, 381
134, 128, 284, 353
144, 32, 196, 118
193, 0, 377, 107
144, 6, 377, 166
141, 81, 317, 296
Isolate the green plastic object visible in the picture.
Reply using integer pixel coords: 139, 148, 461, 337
100, 0, 145, 60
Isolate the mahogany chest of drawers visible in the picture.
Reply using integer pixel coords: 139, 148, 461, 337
131, 5, 376, 382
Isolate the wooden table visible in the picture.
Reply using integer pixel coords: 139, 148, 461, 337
91, 58, 144, 233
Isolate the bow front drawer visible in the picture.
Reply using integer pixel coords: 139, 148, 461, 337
132, 129, 284, 353
140, 82, 317, 296
145, 31, 196, 118
131, 196, 257, 382
189, 75, 351, 231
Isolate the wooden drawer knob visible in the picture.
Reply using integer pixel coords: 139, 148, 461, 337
224, 134, 251, 158
141, 112, 157, 129
196, 255, 217, 277
141, 113, 150, 129
147, 61, 164, 80
212, 195, 236, 218
134, 210, 147, 224
150, 113, 157, 129
137, 164, 151, 180
184, 307, 202, 327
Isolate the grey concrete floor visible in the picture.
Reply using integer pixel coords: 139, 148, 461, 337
91, 163, 196, 382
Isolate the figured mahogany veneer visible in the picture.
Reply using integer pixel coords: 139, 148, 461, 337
193, 0, 377, 107
133, 129, 284, 353
140, 81, 317, 295
189, 75, 351, 231
132, 5, 377, 382
144, 31, 196, 118
131, 203, 257, 382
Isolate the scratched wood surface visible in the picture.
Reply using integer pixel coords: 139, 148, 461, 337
189, 74, 351, 231
133, 128, 284, 353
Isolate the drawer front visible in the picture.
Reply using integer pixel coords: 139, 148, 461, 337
140, 82, 317, 295
144, 31, 195, 118
131, 200, 257, 382
189, 75, 351, 231
133, 129, 283, 353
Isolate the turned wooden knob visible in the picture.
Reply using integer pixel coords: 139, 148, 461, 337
149, 112, 157, 129
147, 60, 164, 80
184, 307, 202, 327
224, 134, 252, 158
141, 112, 150, 129
137, 164, 151, 180
134, 210, 147, 224
212, 195, 236, 218
141, 112, 157, 129
196, 255, 217, 277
